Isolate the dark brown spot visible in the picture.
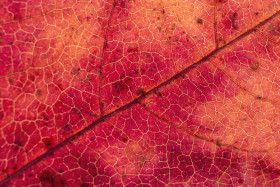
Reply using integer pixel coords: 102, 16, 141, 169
71, 67, 80, 75
218, 37, 226, 45
8, 78, 14, 84
127, 46, 139, 53
238, 178, 244, 184
113, 80, 129, 94
36, 89, 42, 97
62, 124, 70, 131
171, 24, 176, 30
122, 137, 128, 142
217, 0, 226, 4
155, 91, 163, 97
255, 12, 259, 16
133, 69, 138, 74
141, 68, 146, 73
145, 53, 152, 59
230, 12, 238, 30
39, 171, 55, 186
216, 140, 222, 146
233, 25, 238, 30
120, 73, 125, 79
196, 18, 203, 25
14, 140, 22, 147
250, 61, 259, 71
73, 108, 81, 114
136, 88, 145, 96
256, 96, 262, 100
12, 165, 17, 170
43, 138, 53, 148
42, 114, 49, 121
0, 112, 4, 121
0, 33, 3, 44
81, 183, 90, 187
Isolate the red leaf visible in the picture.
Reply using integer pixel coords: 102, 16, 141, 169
1, 0, 280, 186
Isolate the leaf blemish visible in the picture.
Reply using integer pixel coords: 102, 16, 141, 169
36, 89, 42, 97
196, 18, 203, 25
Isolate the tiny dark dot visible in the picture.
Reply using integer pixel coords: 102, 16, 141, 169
8, 78, 14, 85
196, 18, 203, 25
122, 137, 128, 142
81, 183, 90, 187
71, 67, 80, 75
14, 140, 22, 147
36, 89, 42, 97
136, 88, 145, 96
215, 140, 221, 146
238, 178, 244, 184
155, 91, 163, 97
13, 165, 17, 170
217, 0, 226, 3
233, 25, 238, 30
43, 138, 53, 147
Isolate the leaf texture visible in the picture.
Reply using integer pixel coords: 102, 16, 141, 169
1, 0, 280, 186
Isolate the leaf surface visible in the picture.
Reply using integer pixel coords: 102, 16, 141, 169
1, 0, 280, 186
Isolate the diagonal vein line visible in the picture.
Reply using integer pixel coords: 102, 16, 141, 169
98, 0, 117, 117
1, 9, 279, 186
